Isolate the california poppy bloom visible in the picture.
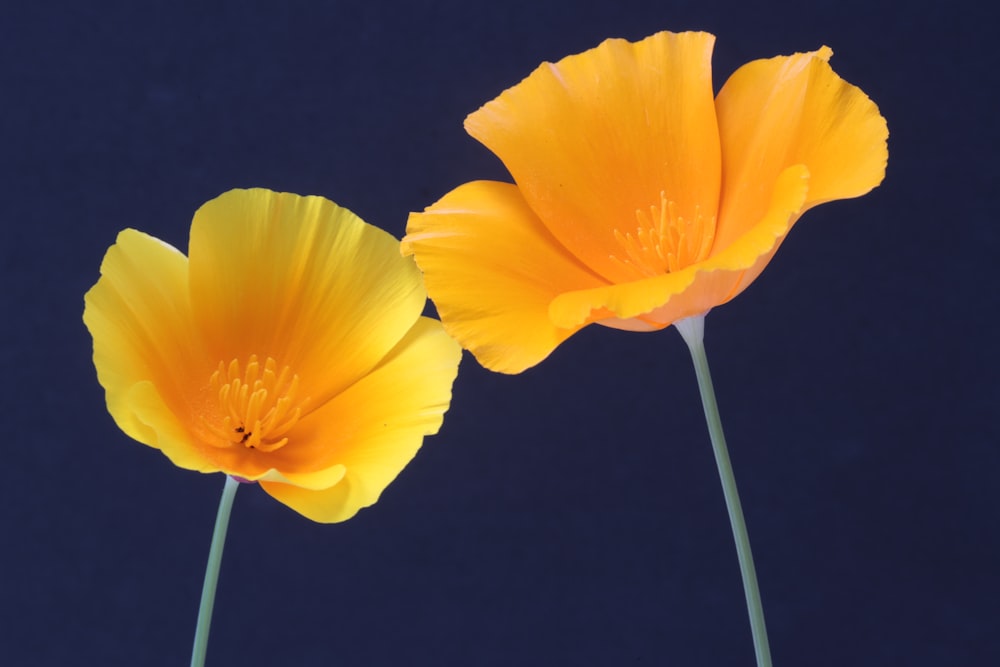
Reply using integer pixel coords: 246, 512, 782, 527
403, 31, 888, 373
84, 189, 462, 522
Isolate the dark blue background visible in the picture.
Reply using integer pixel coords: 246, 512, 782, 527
4, 1, 997, 664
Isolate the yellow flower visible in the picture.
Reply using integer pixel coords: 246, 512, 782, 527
84, 189, 462, 522
402, 31, 888, 373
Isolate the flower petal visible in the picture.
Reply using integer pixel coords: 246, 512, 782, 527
260, 317, 462, 522
188, 189, 426, 406
403, 180, 607, 373
713, 47, 889, 251
465, 31, 721, 283
242, 463, 347, 491
83, 229, 213, 470
126, 381, 218, 471
549, 165, 810, 328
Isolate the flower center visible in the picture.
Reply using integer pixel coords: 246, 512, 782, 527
610, 192, 716, 278
202, 355, 306, 453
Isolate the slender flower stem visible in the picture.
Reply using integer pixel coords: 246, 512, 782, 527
190, 475, 240, 667
674, 315, 772, 667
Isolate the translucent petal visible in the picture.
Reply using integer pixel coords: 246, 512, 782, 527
188, 189, 426, 406
260, 317, 462, 522
403, 181, 607, 373
713, 47, 889, 251
83, 229, 213, 469
466, 31, 721, 282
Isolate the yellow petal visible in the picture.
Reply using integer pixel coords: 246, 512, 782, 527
260, 317, 462, 522
126, 381, 218, 471
550, 165, 810, 328
188, 189, 426, 406
713, 47, 889, 251
403, 180, 607, 373
237, 463, 347, 491
465, 31, 721, 283
83, 229, 214, 470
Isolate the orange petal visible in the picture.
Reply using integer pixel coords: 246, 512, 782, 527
83, 229, 214, 470
260, 317, 462, 522
550, 165, 810, 328
403, 180, 607, 373
713, 47, 889, 251
466, 31, 721, 283
188, 189, 426, 406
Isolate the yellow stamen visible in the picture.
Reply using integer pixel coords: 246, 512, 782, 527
202, 355, 307, 453
610, 192, 716, 278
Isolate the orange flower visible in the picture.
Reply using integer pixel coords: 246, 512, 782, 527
84, 189, 462, 522
402, 31, 888, 373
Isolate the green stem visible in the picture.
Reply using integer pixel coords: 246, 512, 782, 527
190, 475, 240, 667
674, 315, 772, 667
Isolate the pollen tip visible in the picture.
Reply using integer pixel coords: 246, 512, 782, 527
203, 355, 304, 454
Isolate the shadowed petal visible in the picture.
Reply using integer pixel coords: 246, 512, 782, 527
260, 317, 462, 522
466, 31, 721, 283
83, 229, 213, 470
713, 47, 889, 251
188, 189, 426, 406
403, 180, 607, 374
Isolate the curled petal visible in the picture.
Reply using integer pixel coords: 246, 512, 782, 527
713, 47, 889, 250
550, 166, 810, 328
260, 317, 462, 522
403, 181, 606, 373
246, 464, 347, 492
466, 31, 721, 282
